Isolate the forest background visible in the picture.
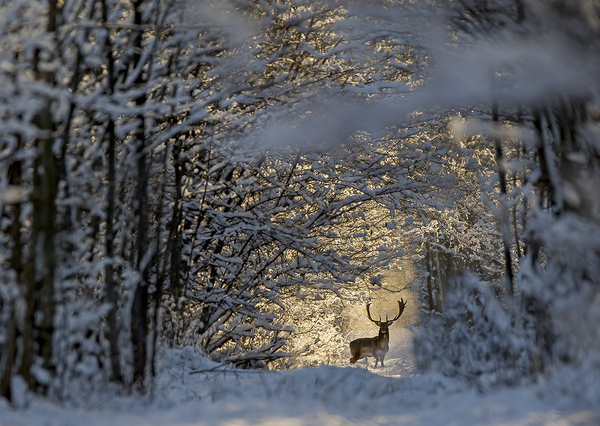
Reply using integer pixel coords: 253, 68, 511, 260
1, 0, 599, 408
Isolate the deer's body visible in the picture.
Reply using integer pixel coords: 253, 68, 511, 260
349, 330, 390, 366
349, 300, 405, 368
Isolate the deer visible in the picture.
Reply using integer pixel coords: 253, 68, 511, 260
349, 299, 406, 368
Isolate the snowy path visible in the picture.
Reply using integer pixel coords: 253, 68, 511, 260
1, 329, 599, 426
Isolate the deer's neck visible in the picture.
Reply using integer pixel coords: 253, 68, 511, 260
377, 329, 389, 345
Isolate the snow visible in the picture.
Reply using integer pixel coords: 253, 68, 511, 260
1, 329, 599, 426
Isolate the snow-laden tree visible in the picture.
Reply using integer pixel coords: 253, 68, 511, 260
0, 0, 442, 400
412, 0, 600, 398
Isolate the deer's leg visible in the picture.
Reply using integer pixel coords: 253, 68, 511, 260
380, 354, 385, 367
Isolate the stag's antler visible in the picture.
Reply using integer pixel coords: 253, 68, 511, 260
366, 303, 381, 325
388, 299, 406, 323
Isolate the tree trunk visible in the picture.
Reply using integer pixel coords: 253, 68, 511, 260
433, 243, 442, 312
32, 99, 58, 381
491, 91, 514, 298
101, 0, 123, 384
23, 0, 61, 391
1, 154, 23, 400
105, 118, 123, 383
167, 137, 183, 309
425, 239, 435, 312
130, 0, 149, 387
0, 309, 17, 400
533, 109, 561, 215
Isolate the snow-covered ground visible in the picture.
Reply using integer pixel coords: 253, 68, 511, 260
1, 329, 599, 426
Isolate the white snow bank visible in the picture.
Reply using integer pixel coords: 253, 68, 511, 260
1, 366, 598, 425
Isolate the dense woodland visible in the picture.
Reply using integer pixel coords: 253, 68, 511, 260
1, 0, 599, 405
